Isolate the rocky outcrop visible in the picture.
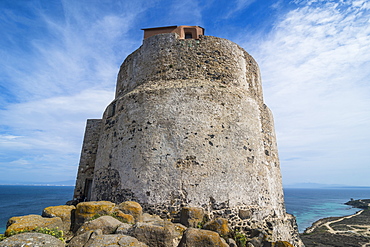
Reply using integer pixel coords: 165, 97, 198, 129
128, 221, 179, 247
67, 230, 102, 247
118, 201, 143, 223
5, 214, 63, 236
76, 215, 123, 235
74, 201, 115, 231
0, 232, 65, 247
300, 208, 370, 246
178, 228, 228, 247
345, 198, 370, 209
0, 200, 300, 247
203, 217, 231, 237
179, 207, 205, 228
83, 234, 148, 247
42, 205, 75, 232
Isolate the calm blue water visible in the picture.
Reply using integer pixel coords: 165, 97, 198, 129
1, 186, 369, 234
0, 185, 74, 234
284, 188, 370, 232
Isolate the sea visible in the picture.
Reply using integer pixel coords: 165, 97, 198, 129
1, 185, 370, 234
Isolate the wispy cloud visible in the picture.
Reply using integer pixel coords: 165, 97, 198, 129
167, 0, 204, 25
0, 1, 150, 182
243, 0, 370, 185
224, 0, 257, 18
1, 0, 369, 186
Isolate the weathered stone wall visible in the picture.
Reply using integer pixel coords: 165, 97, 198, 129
83, 34, 302, 245
73, 119, 102, 201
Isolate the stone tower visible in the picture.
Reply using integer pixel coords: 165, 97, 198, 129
74, 26, 302, 245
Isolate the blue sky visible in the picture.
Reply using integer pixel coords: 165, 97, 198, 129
0, 0, 369, 186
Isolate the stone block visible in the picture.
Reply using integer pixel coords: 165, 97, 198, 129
113, 209, 135, 224
74, 201, 115, 230
203, 217, 231, 237
118, 201, 143, 222
179, 207, 205, 228
239, 209, 252, 220
178, 228, 228, 247
128, 221, 177, 247
42, 205, 75, 232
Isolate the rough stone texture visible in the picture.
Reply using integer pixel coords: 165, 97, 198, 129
114, 210, 135, 224
118, 201, 143, 222
5, 214, 63, 236
85, 234, 148, 247
73, 119, 102, 201
203, 217, 231, 236
67, 229, 102, 247
0, 232, 65, 247
180, 206, 205, 228
75, 33, 302, 246
128, 221, 178, 247
42, 205, 75, 232
142, 213, 163, 223
77, 215, 123, 235
115, 223, 134, 235
74, 201, 116, 231
178, 228, 228, 247
273, 241, 294, 247
227, 238, 237, 247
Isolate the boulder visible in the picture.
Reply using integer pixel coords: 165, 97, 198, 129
262, 241, 294, 247
275, 241, 294, 247
142, 213, 163, 223
173, 223, 188, 246
227, 238, 237, 247
178, 228, 229, 247
85, 234, 148, 247
67, 229, 102, 247
118, 201, 143, 222
74, 201, 115, 230
42, 205, 75, 232
5, 214, 63, 236
203, 217, 231, 237
113, 210, 135, 224
0, 232, 64, 247
76, 215, 123, 235
115, 223, 134, 235
180, 207, 205, 228
128, 221, 177, 247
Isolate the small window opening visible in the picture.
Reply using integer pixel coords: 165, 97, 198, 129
84, 179, 93, 201
185, 32, 193, 39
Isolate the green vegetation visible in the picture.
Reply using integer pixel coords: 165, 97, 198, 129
234, 230, 247, 247
89, 212, 133, 224
1, 227, 64, 242
90, 213, 103, 221
34, 227, 64, 241
196, 215, 209, 229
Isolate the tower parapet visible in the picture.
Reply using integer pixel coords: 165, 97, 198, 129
74, 30, 303, 246
141, 25, 204, 39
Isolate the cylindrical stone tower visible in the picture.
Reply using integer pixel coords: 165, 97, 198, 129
83, 32, 301, 244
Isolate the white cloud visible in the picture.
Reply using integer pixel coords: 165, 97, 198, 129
242, 1, 370, 185
0, 89, 113, 153
0, 1, 150, 183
